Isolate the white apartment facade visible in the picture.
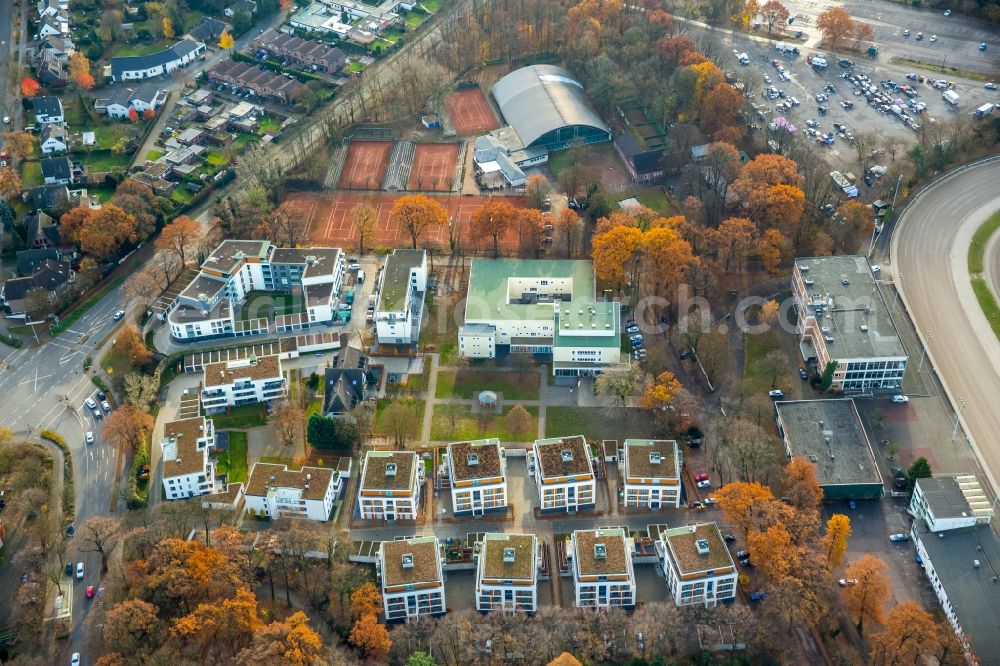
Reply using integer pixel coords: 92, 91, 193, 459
378, 536, 446, 622
908, 476, 993, 532
160, 416, 215, 500
446, 439, 507, 517
475, 533, 540, 613
201, 355, 285, 413
358, 451, 423, 520
658, 523, 737, 607
243, 463, 339, 521
458, 259, 622, 377
621, 439, 682, 509
570, 528, 636, 609
531, 436, 596, 513
374, 249, 427, 345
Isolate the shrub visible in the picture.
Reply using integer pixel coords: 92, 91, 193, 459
0, 333, 22, 348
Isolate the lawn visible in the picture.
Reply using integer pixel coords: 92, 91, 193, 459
374, 398, 425, 435
430, 404, 539, 442
968, 209, 1000, 274
435, 369, 539, 400
257, 117, 282, 134
113, 39, 173, 57
100, 343, 134, 380
385, 357, 430, 394
21, 161, 42, 187
743, 331, 791, 396
82, 151, 131, 173
170, 188, 194, 205
631, 186, 678, 214
421, 0, 440, 11
215, 431, 248, 483
381, 29, 404, 43
544, 406, 651, 441
420, 291, 460, 362
401, 11, 426, 30
345, 61, 366, 74
212, 404, 268, 429
234, 133, 259, 150
145, 149, 164, 161
205, 151, 229, 166
241, 291, 303, 320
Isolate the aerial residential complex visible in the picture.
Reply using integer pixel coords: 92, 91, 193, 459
445, 439, 508, 517
620, 439, 682, 509
570, 528, 636, 609
165, 240, 345, 342
459, 259, 622, 377
201, 355, 285, 413
792, 255, 908, 392
531, 436, 596, 513
243, 462, 343, 521
475, 533, 541, 613
378, 536, 446, 623
358, 451, 423, 520
658, 523, 737, 608
374, 249, 428, 346
159, 416, 215, 500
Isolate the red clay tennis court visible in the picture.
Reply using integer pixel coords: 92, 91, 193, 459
338, 140, 393, 190
445, 88, 500, 136
286, 191, 526, 251
408, 143, 460, 192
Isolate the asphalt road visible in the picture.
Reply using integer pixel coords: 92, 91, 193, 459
891, 157, 1000, 493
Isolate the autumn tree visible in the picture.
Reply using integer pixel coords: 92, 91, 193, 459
816, 7, 855, 49
556, 209, 580, 257
758, 228, 789, 274
68, 52, 96, 89
832, 199, 874, 252
642, 371, 682, 411
103, 404, 154, 454
504, 404, 535, 441
595, 366, 646, 408
782, 457, 823, 512
850, 21, 874, 51
162, 17, 175, 38
759, 0, 790, 35
592, 225, 643, 288
80, 204, 139, 261
219, 30, 235, 49
3, 132, 37, 162
390, 195, 447, 249
24, 286, 54, 322
525, 173, 552, 210
748, 523, 798, 581
351, 203, 378, 255
124, 369, 162, 410
516, 207, 545, 258
112, 179, 159, 242
234, 611, 323, 665
0, 167, 22, 201
703, 141, 741, 205
868, 602, 941, 665
707, 217, 756, 273
273, 399, 304, 449
74, 516, 121, 573
21, 76, 41, 97
116, 323, 152, 367
642, 224, 696, 305
842, 554, 891, 635
156, 215, 200, 269
471, 199, 519, 258
714, 481, 775, 537
103, 599, 160, 658
699, 83, 744, 140
350, 612, 391, 660
757, 184, 805, 235
350, 582, 382, 620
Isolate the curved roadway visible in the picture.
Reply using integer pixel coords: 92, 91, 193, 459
892, 157, 1000, 492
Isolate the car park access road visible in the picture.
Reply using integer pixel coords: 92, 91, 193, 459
891, 157, 1000, 492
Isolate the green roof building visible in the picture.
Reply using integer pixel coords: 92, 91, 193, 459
459, 259, 622, 377
374, 249, 427, 346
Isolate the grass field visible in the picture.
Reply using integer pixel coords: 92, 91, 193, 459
430, 404, 538, 441
544, 406, 650, 441
100, 343, 134, 380
420, 291, 460, 362
235, 133, 260, 150
205, 151, 228, 166
434, 369, 539, 400
345, 61, 365, 73
743, 332, 792, 396
170, 188, 194, 204
84, 151, 131, 173
374, 398, 425, 435
215, 431, 248, 483
212, 404, 268, 430
257, 117, 282, 134
21, 161, 42, 187
400, 11, 426, 30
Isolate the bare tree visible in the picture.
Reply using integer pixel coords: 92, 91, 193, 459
74, 516, 122, 573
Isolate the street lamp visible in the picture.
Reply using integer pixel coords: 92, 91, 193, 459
917, 331, 932, 372
890, 173, 904, 210
951, 397, 967, 440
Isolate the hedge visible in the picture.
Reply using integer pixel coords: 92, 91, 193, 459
40, 429, 75, 522
0, 333, 22, 348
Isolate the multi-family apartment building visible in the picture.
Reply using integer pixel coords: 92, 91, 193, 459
358, 451, 423, 520
792, 255, 907, 392
160, 416, 215, 500
378, 536, 446, 622
446, 439, 507, 517
458, 259, 623, 377
570, 528, 636, 609
166, 240, 344, 342
475, 533, 541, 613
374, 249, 427, 345
201, 355, 285, 413
620, 439, 682, 509
658, 523, 737, 608
243, 462, 341, 521
531, 436, 596, 513
909, 476, 993, 532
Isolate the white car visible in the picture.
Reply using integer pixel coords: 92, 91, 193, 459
943, 9, 951, 15
768, 389, 784, 399
112, 310, 126, 321
986, 82, 998, 91
696, 479, 711, 489
871, 264, 881, 273
84, 398, 98, 411
76, 562, 84, 579
85, 432, 94, 445
889, 533, 909, 542
2, 116, 9, 124
71, 654, 80, 666
891, 394, 909, 404
838, 578, 858, 586
929, 35, 937, 42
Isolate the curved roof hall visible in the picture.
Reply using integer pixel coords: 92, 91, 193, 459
491, 65, 610, 149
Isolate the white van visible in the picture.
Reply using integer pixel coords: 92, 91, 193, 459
357, 270, 365, 285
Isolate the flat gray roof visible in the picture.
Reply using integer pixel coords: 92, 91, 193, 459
775, 399, 883, 488
915, 477, 974, 519
794, 255, 905, 359
378, 249, 424, 313
915, 521, 1000, 662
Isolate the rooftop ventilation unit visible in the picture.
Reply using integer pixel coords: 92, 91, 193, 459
503, 547, 516, 563
467, 453, 479, 466
804, 278, 814, 286
594, 543, 607, 559
799, 265, 810, 271
695, 539, 710, 555
385, 463, 397, 477
860, 325, 868, 332
842, 278, 850, 286
561, 449, 574, 463
649, 452, 662, 465
402, 553, 414, 568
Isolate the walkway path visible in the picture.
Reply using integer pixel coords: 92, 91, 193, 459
419, 353, 440, 443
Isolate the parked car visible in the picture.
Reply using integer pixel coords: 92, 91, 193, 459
839, 578, 858, 586
848, 500, 857, 510
987, 82, 998, 91
76, 562, 84, 579
799, 368, 808, 380
723, 533, 737, 543
96, 390, 107, 402
889, 533, 909, 542
71, 653, 80, 666
891, 394, 909, 404
696, 479, 711, 489
768, 389, 784, 399
85, 398, 97, 411
85, 585, 95, 599
694, 472, 710, 482
92, 408, 102, 420
749, 591, 766, 602
65, 562, 73, 576
739, 558, 753, 568
704, 496, 716, 505
101, 400, 112, 413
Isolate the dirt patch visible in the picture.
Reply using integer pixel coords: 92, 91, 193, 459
445, 88, 500, 136
409, 143, 460, 192
338, 140, 393, 190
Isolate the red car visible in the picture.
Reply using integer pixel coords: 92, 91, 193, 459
85, 586, 95, 599
695, 472, 710, 482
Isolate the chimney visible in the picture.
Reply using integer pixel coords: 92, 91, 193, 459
593, 543, 607, 559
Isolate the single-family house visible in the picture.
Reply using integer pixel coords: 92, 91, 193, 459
16, 248, 62, 276
96, 88, 134, 119
129, 83, 167, 114
39, 124, 68, 154
38, 16, 67, 38
225, 0, 257, 17
0, 259, 74, 318
322, 347, 369, 416
187, 17, 231, 44
40, 156, 73, 185
30, 184, 70, 210
33, 96, 64, 125
110, 39, 205, 82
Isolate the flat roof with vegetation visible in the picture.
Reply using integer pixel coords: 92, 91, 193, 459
573, 528, 630, 576
480, 533, 537, 581
624, 439, 679, 480
361, 450, 418, 491
662, 523, 734, 574
448, 439, 503, 482
378, 249, 425, 313
465, 258, 596, 322
381, 536, 442, 587
534, 436, 592, 478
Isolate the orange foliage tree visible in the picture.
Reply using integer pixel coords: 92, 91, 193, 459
699, 83, 744, 140
20, 76, 41, 97
714, 481, 775, 537
219, 31, 235, 49
556, 208, 580, 257
591, 225, 643, 288
842, 554, 891, 635
868, 601, 941, 665
641, 371, 682, 410
103, 405, 154, 454
389, 194, 448, 248
758, 228, 789, 274
68, 52, 96, 89
782, 456, 823, 512
816, 7, 855, 49
79, 204, 139, 260
642, 224, 697, 302
350, 582, 382, 619
759, 0, 790, 36
60, 206, 97, 244
707, 217, 757, 273
471, 199, 519, 258
0, 167, 22, 201
821, 514, 852, 568
116, 323, 152, 367
747, 523, 799, 581
155, 215, 200, 268
349, 612, 391, 660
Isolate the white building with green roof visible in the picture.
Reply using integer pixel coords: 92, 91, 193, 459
459, 259, 623, 377
375, 249, 427, 345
